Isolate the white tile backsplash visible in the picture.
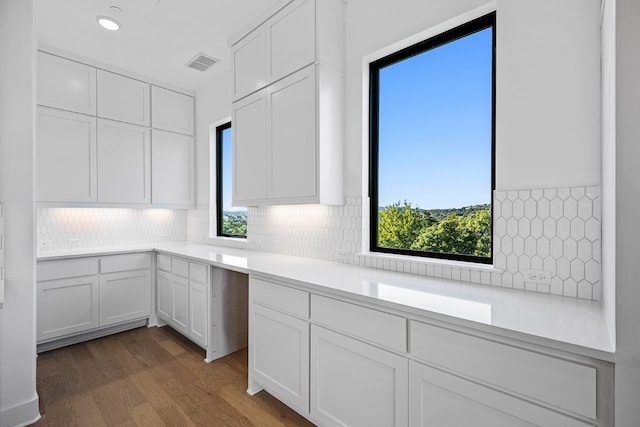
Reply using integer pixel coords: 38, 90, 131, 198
187, 185, 602, 301
37, 186, 601, 301
37, 208, 187, 250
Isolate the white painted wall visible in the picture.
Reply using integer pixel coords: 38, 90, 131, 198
601, 0, 616, 350
345, 0, 601, 195
615, 0, 640, 423
194, 65, 233, 205
0, 0, 40, 426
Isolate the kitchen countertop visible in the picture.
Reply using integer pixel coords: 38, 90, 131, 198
38, 241, 615, 361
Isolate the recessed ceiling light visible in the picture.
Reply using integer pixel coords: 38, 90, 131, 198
97, 16, 120, 31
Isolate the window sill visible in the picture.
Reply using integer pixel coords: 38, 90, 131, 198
356, 251, 504, 282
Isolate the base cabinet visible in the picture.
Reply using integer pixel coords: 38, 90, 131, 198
250, 302, 309, 413
310, 325, 408, 427
100, 269, 151, 327
37, 253, 152, 348
408, 361, 592, 427
37, 275, 100, 341
156, 254, 210, 351
189, 279, 208, 348
247, 275, 611, 427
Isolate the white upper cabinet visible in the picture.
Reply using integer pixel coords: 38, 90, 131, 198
230, 0, 345, 206
36, 49, 195, 207
267, 66, 316, 201
97, 70, 150, 126
38, 51, 96, 115
37, 107, 97, 203
151, 129, 195, 206
267, 0, 315, 83
151, 86, 194, 136
232, 90, 268, 205
232, 26, 267, 101
97, 119, 151, 204
231, 0, 345, 102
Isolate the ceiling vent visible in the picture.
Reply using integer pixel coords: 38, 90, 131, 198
186, 53, 219, 72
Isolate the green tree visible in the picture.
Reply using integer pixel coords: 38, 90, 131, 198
378, 201, 434, 249
411, 209, 491, 257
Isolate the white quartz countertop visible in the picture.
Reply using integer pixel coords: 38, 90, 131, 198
38, 241, 615, 361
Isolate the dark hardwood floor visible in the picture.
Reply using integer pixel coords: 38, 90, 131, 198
35, 326, 315, 426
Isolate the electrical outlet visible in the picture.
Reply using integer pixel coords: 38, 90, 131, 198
523, 269, 552, 285
68, 239, 81, 248
38, 240, 52, 250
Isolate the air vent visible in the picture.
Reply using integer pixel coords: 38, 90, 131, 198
186, 53, 219, 72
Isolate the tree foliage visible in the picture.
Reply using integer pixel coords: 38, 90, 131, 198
222, 212, 247, 237
378, 201, 434, 249
378, 202, 491, 257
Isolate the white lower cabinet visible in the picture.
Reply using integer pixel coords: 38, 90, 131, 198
37, 275, 100, 342
156, 269, 172, 321
188, 280, 208, 348
248, 275, 611, 427
171, 274, 189, 336
99, 269, 151, 327
37, 253, 152, 349
250, 302, 309, 413
156, 254, 212, 352
408, 361, 592, 427
310, 325, 408, 427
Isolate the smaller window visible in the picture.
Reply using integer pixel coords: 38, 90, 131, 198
216, 122, 247, 238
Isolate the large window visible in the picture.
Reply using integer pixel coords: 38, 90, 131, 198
216, 122, 247, 238
369, 13, 495, 263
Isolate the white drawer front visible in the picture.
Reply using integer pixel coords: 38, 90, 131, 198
38, 257, 99, 281
189, 262, 208, 284
409, 321, 597, 419
171, 258, 189, 278
100, 252, 151, 273
311, 295, 407, 353
250, 277, 309, 319
157, 253, 171, 272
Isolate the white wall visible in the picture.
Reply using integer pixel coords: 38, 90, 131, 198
601, 0, 616, 350
615, 0, 640, 422
344, 0, 601, 196
194, 65, 233, 205
0, 0, 40, 425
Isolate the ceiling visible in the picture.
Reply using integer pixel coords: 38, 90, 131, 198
35, 0, 284, 92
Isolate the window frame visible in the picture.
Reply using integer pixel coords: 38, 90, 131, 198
368, 12, 496, 264
215, 121, 246, 239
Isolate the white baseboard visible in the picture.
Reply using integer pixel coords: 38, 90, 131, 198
0, 394, 40, 427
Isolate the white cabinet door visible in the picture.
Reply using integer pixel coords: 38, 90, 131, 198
232, 25, 267, 100
232, 90, 268, 205
310, 325, 408, 427
157, 269, 172, 322
172, 274, 189, 336
151, 86, 194, 136
37, 51, 96, 115
250, 303, 309, 414
267, 65, 316, 201
97, 70, 150, 126
267, 0, 315, 83
99, 269, 151, 327
151, 129, 194, 206
189, 280, 208, 348
97, 119, 151, 204
408, 361, 592, 427
37, 275, 100, 342
37, 107, 97, 203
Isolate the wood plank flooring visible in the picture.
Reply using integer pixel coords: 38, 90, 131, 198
35, 326, 315, 427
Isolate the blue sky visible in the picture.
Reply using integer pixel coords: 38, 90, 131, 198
377, 27, 493, 210
221, 126, 247, 212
